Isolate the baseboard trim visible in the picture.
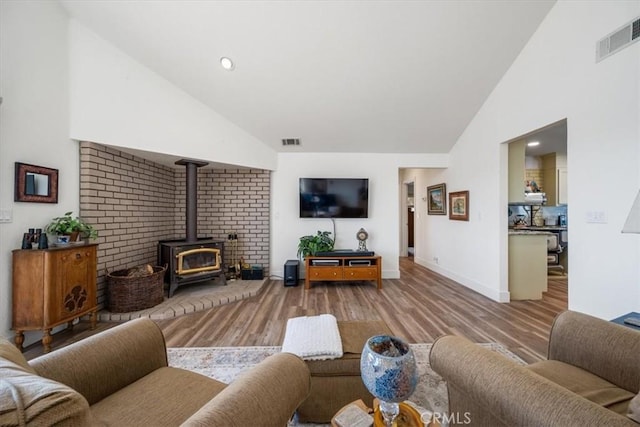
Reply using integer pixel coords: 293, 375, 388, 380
414, 258, 509, 303
382, 269, 400, 279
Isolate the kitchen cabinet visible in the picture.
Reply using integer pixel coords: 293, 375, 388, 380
557, 167, 568, 204
12, 244, 98, 352
508, 233, 548, 300
542, 153, 568, 206
508, 140, 526, 203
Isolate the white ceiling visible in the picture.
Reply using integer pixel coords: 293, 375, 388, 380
59, 0, 556, 155
524, 119, 567, 157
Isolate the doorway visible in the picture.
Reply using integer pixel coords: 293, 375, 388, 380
505, 119, 569, 304
407, 182, 415, 257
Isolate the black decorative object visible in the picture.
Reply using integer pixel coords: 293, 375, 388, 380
38, 233, 48, 249
21, 233, 32, 250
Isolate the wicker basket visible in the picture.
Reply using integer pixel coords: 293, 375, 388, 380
106, 265, 166, 313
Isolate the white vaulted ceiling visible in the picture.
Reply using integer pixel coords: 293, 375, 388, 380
59, 0, 555, 154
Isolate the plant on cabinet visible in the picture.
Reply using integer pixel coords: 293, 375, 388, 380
45, 211, 98, 243
297, 231, 334, 259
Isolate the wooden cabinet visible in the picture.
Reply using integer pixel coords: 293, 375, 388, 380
508, 140, 527, 203
305, 255, 382, 290
542, 153, 568, 206
557, 167, 568, 205
12, 244, 98, 352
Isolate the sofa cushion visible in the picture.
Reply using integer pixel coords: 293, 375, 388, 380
339, 320, 392, 354
306, 320, 392, 376
0, 357, 93, 426
90, 366, 226, 425
528, 360, 635, 416
628, 393, 640, 423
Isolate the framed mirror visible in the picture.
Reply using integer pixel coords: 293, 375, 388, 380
14, 162, 58, 203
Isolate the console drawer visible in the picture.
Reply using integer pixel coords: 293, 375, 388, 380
308, 267, 342, 280
344, 267, 377, 280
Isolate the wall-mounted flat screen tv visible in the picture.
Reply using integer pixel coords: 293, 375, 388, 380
299, 178, 369, 218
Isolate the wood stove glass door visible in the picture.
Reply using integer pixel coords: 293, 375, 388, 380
176, 248, 221, 275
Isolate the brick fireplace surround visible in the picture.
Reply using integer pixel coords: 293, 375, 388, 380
79, 142, 270, 309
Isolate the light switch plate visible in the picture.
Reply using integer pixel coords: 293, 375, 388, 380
586, 211, 607, 223
0, 208, 12, 223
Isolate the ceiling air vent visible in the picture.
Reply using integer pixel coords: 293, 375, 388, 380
596, 17, 640, 62
281, 138, 301, 146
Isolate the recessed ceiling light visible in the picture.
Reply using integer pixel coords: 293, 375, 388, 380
527, 141, 540, 147
220, 57, 235, 71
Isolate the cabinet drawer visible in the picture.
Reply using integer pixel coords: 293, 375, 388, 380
308, 267, 342, 280
344, 267, 377, 280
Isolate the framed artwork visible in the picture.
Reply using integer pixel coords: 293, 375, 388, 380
427, 183, 446, 215
449, 190, 469, 221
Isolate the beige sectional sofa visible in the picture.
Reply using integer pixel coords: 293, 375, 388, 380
430, 310, 640, 426
0, 317, 310, 426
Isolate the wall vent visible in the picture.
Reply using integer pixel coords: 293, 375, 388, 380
596, 17, 640, 62
281, 138, 301, 146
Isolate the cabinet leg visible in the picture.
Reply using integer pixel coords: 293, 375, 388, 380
14, 330, 24, 351
67, 320, 74, 331
42, 329, 52, 353
89, 310, 97, 330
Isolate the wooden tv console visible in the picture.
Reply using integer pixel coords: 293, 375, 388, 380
305, 255, 382, 290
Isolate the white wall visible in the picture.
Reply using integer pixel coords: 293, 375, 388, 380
432, 1, 640, 317
408, 153, 510, 301
68, 21, 278, 171
399, 168, 448, 263
0, 0, 78, 340
270, 153, 448, 279
403, 169, 451, 265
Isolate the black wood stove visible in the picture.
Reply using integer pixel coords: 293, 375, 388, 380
158, 159, 226, 297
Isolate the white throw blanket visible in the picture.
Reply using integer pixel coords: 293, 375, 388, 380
281, 314, 343, 360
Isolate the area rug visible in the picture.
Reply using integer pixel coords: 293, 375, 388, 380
167, 343, 525, 424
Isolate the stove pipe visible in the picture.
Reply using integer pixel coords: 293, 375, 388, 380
175, 159, 208, 242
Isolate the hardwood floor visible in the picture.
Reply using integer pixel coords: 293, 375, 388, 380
22, 257, 567, 363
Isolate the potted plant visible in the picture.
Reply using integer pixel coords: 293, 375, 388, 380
297, 230, 334, 259
45, 211, 98, 243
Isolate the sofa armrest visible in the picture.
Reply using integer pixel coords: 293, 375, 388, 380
548, 311, 640, 393
29, 318, 168, 405
430, 335, 636, 427
181, 352, 311, 427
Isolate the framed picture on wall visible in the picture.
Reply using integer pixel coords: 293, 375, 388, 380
427, 183, 446, 215
14, 162, 59, 203
449, 190, 469, 221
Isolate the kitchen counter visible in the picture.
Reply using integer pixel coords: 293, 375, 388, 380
509, 225, 568, 274
509, 226, 567, 231
509, 229, 554, 236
